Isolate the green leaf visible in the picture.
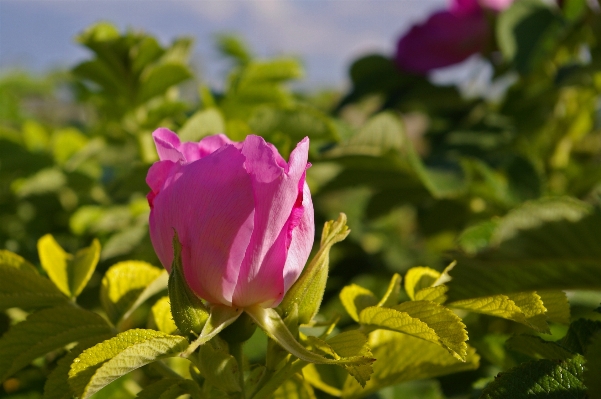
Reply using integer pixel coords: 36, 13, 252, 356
450, 292, 550, 332
414, 285, 448, 304
240, 58, 303, 85
68, 329, 188, 399
325, 331, 374, 387
137, 63, 192, 104
274, 375, 316, 399
377, 273, 402, 307
246, 306, 374, 367
447, 198, 601, 301
584, 332, 601, 398
480, 355, 586, 398
182, 305, 242, 357
215, 34, 252, 65
168, 232, 209, 336
150, 296, 178, 335
280, 213, 350, 324
341, 330, 479, 398
360, 301, 468, 361
326, 112, 466, 199
497, 0, 563, 74
178, 108, 226, 142
44, 336, 111, 399
0, 305, 112, 380
506, 335, 574, 360
339, 285, 378, 322
537, 290, 570, 325
136, 378, 203, 399
197, 337, 241, 393
100, 261, 167, 325
404, 267, 441, 300
559, 319, 601, 354
0, 264, 67, 310
393, 301, 467, 361
0, 250, 37, 272
37, 234, 100, 298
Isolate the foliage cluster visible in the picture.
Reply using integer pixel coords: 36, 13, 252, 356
1, 0, 601, 398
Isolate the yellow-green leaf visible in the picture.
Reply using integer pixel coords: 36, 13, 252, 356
37, 234, 100, 298
359, 307, 442, 356
340, 285, 378, 322
0, 250, 37, 272
0, 265, 67, 310
198, 337, 241, 393
178, 108, 226, 142
150, 296, 178, 335
414, 285, 448, 304
538, 290, 570, 325
377, 273, 402, 307
100, 261, 167, 325
0, 306, 112, 381
449, 291, 549, 333
274, 375, 316, 399
393, 301, 467, 361
404, 267, 440, 300
68, 329, 188, 399
341, 330, 479, 398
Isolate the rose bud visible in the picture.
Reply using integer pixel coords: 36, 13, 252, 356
146, 128, 314, 309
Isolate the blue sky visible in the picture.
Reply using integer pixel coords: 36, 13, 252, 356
0, 0, 445, 89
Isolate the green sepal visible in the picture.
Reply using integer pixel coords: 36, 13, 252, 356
280, 213, 350, 324
168, 231, 209, 336
182, 305, 243, 357
246, 305, 375, 367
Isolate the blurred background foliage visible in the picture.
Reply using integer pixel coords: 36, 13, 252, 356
2, 0, 601, 397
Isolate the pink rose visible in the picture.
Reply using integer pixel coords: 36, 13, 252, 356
395, 0, 514, 74
146, 128, 314, 308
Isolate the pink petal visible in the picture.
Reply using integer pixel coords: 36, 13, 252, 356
480, 0, 514, 11
395, 10, 489, 74
282, 180, 314, 299
449, 0, 481, 16
152, 128, 185, 163
146, 160, 177, 208
232, 136, 310, 307
149, 144, 255, 306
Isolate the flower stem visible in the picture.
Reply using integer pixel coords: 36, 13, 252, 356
251, 359, 307, 399
229, 341, 246, 399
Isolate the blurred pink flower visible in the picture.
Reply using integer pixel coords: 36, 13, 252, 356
147, 129, 314, 308
395, 0, 514, 74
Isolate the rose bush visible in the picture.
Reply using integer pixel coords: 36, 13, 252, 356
146, 128, 314, 308
395, 0, 514, 74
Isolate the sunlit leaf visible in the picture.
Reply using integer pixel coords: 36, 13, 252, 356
404, 267, 440, 300
137, 63, 192, 104
197, 337, 241, 393
0, 306, 112, 380
38, 234, 100, 298
341, 330, 479, 398
339, 285, 378, 322
150, 296, 178, 335
274, 375, 317, 399
393, 301, 467, 360
100, 260, 167, 325
68, 329, 188, 399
